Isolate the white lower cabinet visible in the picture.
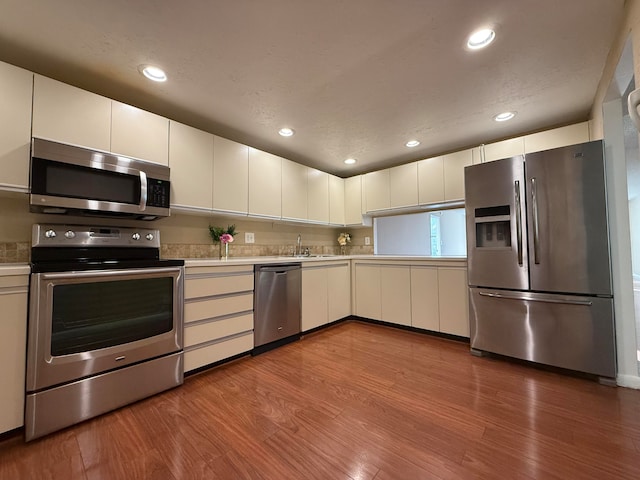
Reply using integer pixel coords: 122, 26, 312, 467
410, 266, 440, 331
437, 267, 469, 337
354, 260, 469, 338
0, 271, 29, 434
380, 265, 412, 326
183, 265, 254, 373
302, 261, 351, 332
354, 263, 382, 320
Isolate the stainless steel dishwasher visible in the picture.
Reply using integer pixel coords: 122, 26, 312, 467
253, 263, 302, 353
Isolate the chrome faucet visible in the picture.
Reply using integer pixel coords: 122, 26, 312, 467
296, 234, 302, 256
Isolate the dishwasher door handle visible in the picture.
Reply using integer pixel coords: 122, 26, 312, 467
257, 265, 301, 273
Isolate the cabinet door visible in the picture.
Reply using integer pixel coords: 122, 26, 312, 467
328, 175, 345, 226
308, 168, 329, 223
302, 267, 328, 331
443, 148, 473, 201
482, 137, 525, 163
281, 159, 308, 221
111, 101, 169, 165
524, 122, 590, 154
380, 265, 412, 326
32, 75, 111, 151
345, 176, 363, 225
0, 289, 28, 433
354, 264, 381, 320
410, 266, 439, 331
0, 62, 32, 191
364, 169, 390, 212
169, 121, 213, 210
438, 267, 469, 337
213, 136, 249, 214
327, 263, 351, 321
248, 148, 281, 218
390, 163, 418, 208
418, 156, 444, 205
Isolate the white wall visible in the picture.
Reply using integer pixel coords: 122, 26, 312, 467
440, 209, 467, 257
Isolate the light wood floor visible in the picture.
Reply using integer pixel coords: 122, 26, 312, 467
2, 320, 640, 479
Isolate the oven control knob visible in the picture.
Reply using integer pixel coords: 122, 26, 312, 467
64, 230, 76, 239
145, 233, 154, 241
132, 233, 141, 241
44, 229, 56, 239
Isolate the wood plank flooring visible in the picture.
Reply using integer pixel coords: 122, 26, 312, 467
2, 320, 640, 479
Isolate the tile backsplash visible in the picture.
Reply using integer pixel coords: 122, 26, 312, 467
161, 243, 373, 259
0, 242, 30, 263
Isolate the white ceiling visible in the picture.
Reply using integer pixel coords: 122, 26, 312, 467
0, 0, 625, 176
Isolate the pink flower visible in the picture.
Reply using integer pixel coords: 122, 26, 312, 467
220, 233, 234, 244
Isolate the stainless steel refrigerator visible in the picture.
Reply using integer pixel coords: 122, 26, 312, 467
464, 140, 616, 379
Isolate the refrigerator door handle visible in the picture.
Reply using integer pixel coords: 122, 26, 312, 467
478, 291, 593, 306
514, 180, 523, 266
531, 177, 540, 264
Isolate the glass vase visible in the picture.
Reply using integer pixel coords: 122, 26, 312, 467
219, 242, 229, 260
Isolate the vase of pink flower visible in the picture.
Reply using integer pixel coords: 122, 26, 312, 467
208, 224, 237, 260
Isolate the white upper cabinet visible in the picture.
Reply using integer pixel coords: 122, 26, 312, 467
32, 75, 111, 152
111, 101, 169, 165
0, 61, 32, 191
169, 121, 214, 210
389, 163, 419, 209
248, 148, 282, 218
213, 136, 249, 215
328, 174, 345, 226
281, 158, 308, 221
482, 137, 525, 162
443, 148, 474, 201
523, 122, 590, 153
364, 169, 390, 212
418, 155, 444, 205
307, 168, 330, 223
345, 175, 364, 225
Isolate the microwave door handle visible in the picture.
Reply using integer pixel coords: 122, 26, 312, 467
531, 177, 540, 264
139, 171, 147, 211
514, 180, 523, 266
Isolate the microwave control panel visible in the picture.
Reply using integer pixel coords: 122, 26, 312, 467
148, 179, 170, 208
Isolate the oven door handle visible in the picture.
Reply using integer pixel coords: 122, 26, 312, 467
139, 171, 148, 211
39, 267, 182, 280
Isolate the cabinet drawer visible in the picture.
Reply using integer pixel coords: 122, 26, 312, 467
185, 293, 253, 323
185, 313, 253, 348
184, 332, 254, 372
185, 273, 253, 299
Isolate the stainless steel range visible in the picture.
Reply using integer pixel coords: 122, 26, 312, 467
25, 224, 184, 441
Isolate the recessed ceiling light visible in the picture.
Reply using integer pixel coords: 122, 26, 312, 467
467, 28, 496, 50
494, 111, 516, 122
344, 158, 357, 165
406, 140, 420, 148
138, 65, 167, 82
278, 127, 295, 137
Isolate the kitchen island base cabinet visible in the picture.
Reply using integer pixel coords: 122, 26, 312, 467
0, 272, 29, 434
302, 261, 351, 332
183, 265, 254, 373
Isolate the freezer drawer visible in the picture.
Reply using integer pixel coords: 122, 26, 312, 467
469, 288, 616, 378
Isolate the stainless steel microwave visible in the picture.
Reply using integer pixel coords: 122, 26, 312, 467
29, 138, 171, 220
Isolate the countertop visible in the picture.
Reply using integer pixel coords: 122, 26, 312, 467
184, 255, 467, 267
0, 263, 30, 275
0, 256, 467, 273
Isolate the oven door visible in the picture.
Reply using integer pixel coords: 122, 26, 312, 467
26, 266, 184, 392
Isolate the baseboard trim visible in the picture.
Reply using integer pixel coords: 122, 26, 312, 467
616, 374, 640, 389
